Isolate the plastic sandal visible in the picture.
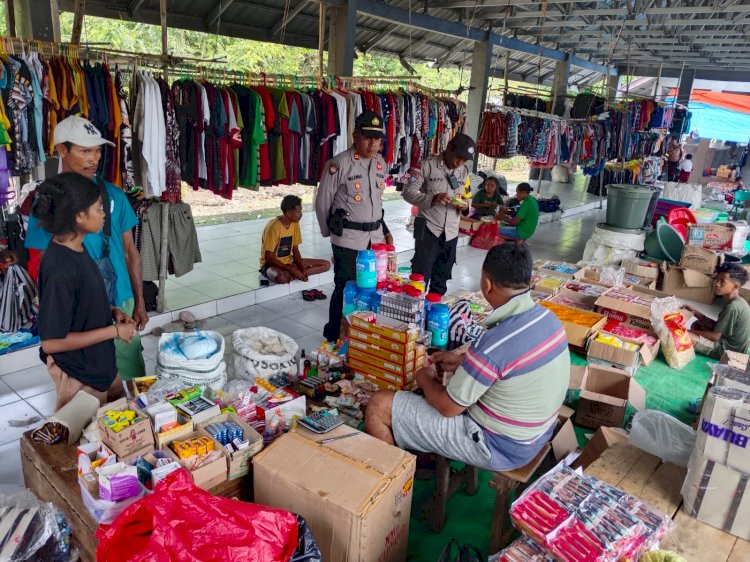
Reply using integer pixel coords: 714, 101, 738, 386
302, 290, 315, 302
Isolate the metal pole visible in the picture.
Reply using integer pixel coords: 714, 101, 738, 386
598, 172, 604, 210
318, 3, 326, 78
156, 204, 170, 313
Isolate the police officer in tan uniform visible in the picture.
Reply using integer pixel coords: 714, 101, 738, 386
403, 133, 476, 295
316, 111, 388, 342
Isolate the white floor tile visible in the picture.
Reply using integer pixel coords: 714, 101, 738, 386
0, 440, 24, 486
254, 283, 291, 304
26, 390, 56, 418
3, 364, 54, 399
220, 305, 280, 328
0, 380, 21, 407
216, 292, 257, 315
0, 401, 43, 446
263, 317, 318, 340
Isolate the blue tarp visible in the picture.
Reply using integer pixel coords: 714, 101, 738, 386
686, 102, 750, 143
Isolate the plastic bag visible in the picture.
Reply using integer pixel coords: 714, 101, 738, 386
580, 226, 645, 266
0, 485, 77, 562
599, 265, 625, 287
291, 515, 323, 562
230, 327, 299, 381
651, 297, 695, 369
628, 410, 696, 467
79, 478, 148, 525
142, 378, 188, 406
470, 221, 504, 250
96, 468, 299, 562
710, 363, 750, 393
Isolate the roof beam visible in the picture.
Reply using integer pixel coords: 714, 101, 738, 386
360, 26, 397, 53
436, 0, 584, 7
270, 0, 310, 35
507, 17, 750, 29
498, 3, 750, 19
206, 0, 235, 28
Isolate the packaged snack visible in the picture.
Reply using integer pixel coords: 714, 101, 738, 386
651, 297, 695, 370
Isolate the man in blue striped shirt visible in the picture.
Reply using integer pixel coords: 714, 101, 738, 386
366, 243, 570, 470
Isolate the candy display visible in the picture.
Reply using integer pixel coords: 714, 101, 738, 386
548, 294, 596, 312
101, 409, 141, 433
535, 276, 566, 293
563, 281, 608, 299
170, 436, 215, 460
593, 333, 640, 351
541, 262, 579, 276
492, 538, 555, 561
539, 301, 604, 328
601, 320, 658, 346
510, 465, 673, 562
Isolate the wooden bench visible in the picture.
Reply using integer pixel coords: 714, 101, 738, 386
424, 443, 551, 553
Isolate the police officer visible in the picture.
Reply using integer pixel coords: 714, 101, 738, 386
403, 133, 477, 295
316, 111, 388, 342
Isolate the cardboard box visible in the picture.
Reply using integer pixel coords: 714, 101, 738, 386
350, 313, 420, 344
348, 327, 416, 355
256, 390, 306, 425
458, 216, 482, 233
348, 336, 416, 365
162, 430, 228, 490
348, 357, 416, 387
720, 350, 750, 371
680, 245, 720, 275
76, 442, 116, 476
348, 349, 422, 377
662, 265, 716, 305
623, 274, 657, 290
595, 288, 654, 325
354, 371, 417, 392
199, 413, 263, 480
532, 275, 566, 295
558, 282, 608, 307
539, 301, 606, 348
599, 323, 660, 367
538, 261, 580, 279
688, 222, 736, 251
572, 426, 629, 469
622, 259, 660, 281
254, 427, 417, 562
97, 398, 155, 459
586, 333, 642, 376
550, 415, 579, 463
571, 365, 645, 430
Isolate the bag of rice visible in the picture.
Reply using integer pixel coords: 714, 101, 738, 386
651, 297, 695, 369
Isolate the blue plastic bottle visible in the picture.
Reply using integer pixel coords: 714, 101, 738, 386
356, 250, 377, 289
343, 281, 359, 316
354, 288, 376, 312
427, 303, 450, 349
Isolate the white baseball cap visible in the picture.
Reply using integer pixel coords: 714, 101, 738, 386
53, 116, 115, 148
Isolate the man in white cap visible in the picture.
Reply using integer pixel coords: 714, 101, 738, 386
25, 116, 146, 381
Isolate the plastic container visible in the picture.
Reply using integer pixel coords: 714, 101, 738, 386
343, 281, 359, 316
693, 208, 720, 223
356, 250, 377, 288
652, 198, 692, 228
385, 244, 397, 273
79, 479, 148, 525
606, 184, 655, 230
643, 221, 685, 263
409, 273, 426, 294
371, 244, 389, 283
424, 292, 442, 320
354, 288, 376, 312
641, 186, 663, 229
397, 266, 412, 281
427, 303, 450, 349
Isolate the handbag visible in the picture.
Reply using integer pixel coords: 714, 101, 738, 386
470, 220, 504, 250
92, 180, 117, 305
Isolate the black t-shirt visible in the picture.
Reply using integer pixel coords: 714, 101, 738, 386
38, 242, 117, 391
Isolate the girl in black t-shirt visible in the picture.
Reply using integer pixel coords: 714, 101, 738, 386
32, 173, 136, 411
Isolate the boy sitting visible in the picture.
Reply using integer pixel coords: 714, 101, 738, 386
688, 263, 750, 358
260, 195, 330, 284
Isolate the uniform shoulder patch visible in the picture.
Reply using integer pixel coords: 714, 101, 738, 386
329, 163, 339, 175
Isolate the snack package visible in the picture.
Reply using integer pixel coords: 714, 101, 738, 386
651, 297, 695, 370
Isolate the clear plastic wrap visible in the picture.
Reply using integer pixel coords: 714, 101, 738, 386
628, 410, 696, 467
651, 297, 695, 369
79, 478, 148, 525
710, 363, 750, 394
0, 485, 77, 561
599, 266, 626, 287
509, 464, 674, 562
214, 379, 264, 426
143, 378, 188, 406
489, 537, 555, 561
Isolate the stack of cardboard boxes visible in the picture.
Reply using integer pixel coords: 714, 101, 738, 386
682, 359, 750, 540
348, 312, 427, 391
662, 245, 719, 305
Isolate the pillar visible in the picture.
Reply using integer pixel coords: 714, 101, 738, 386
465, 39, 493, 165
327, 0, 357, 76
550, 56, 570, 116
676, 68, 695, 107
606, 72, 620, 101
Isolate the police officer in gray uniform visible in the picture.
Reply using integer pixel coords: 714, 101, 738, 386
403, 133, 477, 295
316, 111, 388, 342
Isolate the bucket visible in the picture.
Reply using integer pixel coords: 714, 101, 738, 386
643, 221, 685, 263
642, 187, 663, 229
606, 184, 655, 230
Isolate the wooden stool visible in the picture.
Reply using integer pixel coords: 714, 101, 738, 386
423, 443, 551, 553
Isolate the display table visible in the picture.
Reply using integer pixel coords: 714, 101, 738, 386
20, 431, 250, 562
586, 443, 749, 561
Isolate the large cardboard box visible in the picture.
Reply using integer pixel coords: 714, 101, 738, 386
538, 261, 580, 279
97, 398, 155, 459
571, 365, 645, 430
662, 265, 716, 305
680, 245, 720, 275
622, 259, 660, 281
348, 336, 416, 365
688, 222, 736, 251
539, 301, 607, 347
254, 427, 417, 562
348, 327, 416, 355
350, 312, 420, 344
572, 426, 629, 469
599, 322, 660, 367
595, 288, 653, 326
199, 413, 263, 480
586, 333, 642, 375
458, 216, 482, 234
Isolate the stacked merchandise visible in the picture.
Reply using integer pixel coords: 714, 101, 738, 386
683, 373, 750, 539
496, 464, 673, 561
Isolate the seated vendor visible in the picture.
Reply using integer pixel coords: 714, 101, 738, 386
496, 182, 539, 240
365, 243, 570, 471
472, 174, 508, 218
260, 195, 331, 284
688, 263, 750, 358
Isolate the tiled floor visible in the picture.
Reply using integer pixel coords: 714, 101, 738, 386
0, 198, 606, 488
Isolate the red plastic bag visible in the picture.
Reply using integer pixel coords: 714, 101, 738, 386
96, 469, 299, 562
470, 221, 504, 250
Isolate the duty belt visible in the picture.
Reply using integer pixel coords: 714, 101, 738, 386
343, 218, 382, 232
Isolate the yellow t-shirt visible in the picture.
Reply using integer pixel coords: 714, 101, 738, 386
260, 217, 302, 267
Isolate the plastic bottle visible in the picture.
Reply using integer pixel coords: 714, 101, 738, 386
354, 287, 376, 312
386, 244, 397, 273
424, 292, 442, 320
356, 250, 377, 288
409, 273, 426, 294
297, 349, 306, 379
343, 281, 359, 316
371, 244, 388, 283
427, 303, 450, 349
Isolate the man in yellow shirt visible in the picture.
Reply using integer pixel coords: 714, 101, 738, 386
260, 195, 330, 284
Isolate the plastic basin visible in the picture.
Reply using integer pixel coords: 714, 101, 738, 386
606, 184, 655, 230
643, 222, 685, 263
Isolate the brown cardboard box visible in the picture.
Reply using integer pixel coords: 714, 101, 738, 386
348, 350, 417, 377
680, 245, 720, 275
720, 350, 750, 371
97, 398, 155, 459
572, 266, 610, 287
623, 274, 658, 290
532, 275, 567, 296
354, 371, 417, 392
162, 429, 228, 490
622, 259, 660, 281
688, 222, 736, 251
595, 288, 654, 325
538, 261, 580, 279
551, 416, 579, 463
572, 427, 629, 469
598, 324, 660, 367
662, 265, 716, 305
458, 216, 482, 233
348, 327, 416, 355
348, 336, 416, 365
541, 302, 606, 348
350, 313, 420, 344
348, 357, 416, 387
571, 365, 646, 430
253, 427, 417, 562
586, 333, 642, 375
198, 413, 263, 480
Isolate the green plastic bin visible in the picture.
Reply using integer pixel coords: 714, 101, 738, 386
606, 184, 654, 230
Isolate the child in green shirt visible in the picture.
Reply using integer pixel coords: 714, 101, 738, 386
472, 175, 507, 218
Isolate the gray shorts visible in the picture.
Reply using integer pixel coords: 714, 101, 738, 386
391, 391, 493, 470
